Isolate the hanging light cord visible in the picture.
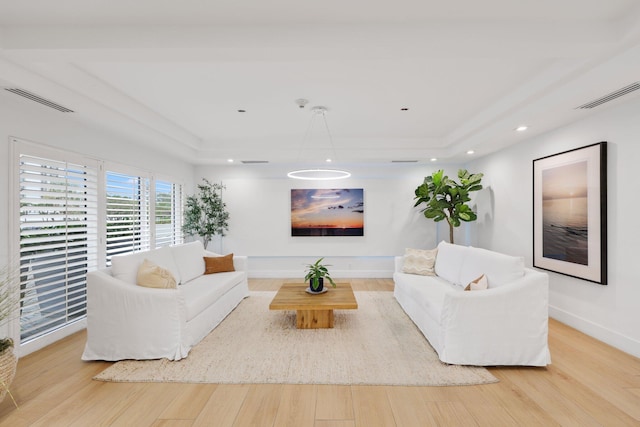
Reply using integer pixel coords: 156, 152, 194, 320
295, 111, 317, 163
295, 107, 337, 163
320, 110, 338, 162
287, 105, 350, 180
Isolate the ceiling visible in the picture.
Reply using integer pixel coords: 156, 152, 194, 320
1, 0, 640, 166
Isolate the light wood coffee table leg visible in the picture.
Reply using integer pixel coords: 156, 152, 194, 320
296, 309, 334, 329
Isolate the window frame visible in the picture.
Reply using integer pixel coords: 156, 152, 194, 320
103, 163, 185, 266
11, 138, 100, 356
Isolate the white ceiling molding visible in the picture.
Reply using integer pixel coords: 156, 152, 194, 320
0, 24, 623, 56
1, 1, 640, 165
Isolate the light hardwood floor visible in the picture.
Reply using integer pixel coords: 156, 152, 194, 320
1, 278, 639, 426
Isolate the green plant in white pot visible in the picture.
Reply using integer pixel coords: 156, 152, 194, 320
304, 258, 337, 293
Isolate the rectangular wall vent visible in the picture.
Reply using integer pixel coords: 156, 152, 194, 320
241, 160, 269, 164
4, 88, 74, 113
576, 82, 640, 109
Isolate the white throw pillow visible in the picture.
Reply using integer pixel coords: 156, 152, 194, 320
111, 251, 146, 285
172, 240, 206, 284
434, 241, 470, 286
402, 248, 437, 276
111, 246, 181, 285
147, 246, 182, 285
464, 274, 488, 291
459, 247, 524, 288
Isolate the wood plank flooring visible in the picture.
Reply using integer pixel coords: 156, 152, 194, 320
1, 278, 639, 426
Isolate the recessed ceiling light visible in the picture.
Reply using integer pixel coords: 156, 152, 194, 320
467, 150, 475, 155
227, 159, 234, 163
516, 125, 528, 132
430, 158, 437, 162
326, 158, 332, 163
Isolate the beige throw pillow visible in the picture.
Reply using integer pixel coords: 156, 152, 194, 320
136, 259, 177, 289
402, 248, 437, 276
204, 253, 235, 274
464, 274, 488, 291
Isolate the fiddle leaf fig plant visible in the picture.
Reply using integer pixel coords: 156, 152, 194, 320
414, 169, 483, 244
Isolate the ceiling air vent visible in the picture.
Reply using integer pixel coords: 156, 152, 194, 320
4, 88, 74, 113
241, 160, 269, 164
575, 82, 640, 109
391, 160, 418, 163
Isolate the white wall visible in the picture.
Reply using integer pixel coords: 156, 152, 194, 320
194, 163, 460, 278
466, 96, 640, 358
1, 91, 196, 258
0, 90, 195, 354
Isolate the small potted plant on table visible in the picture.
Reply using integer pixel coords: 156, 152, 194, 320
304, 257, 337, 294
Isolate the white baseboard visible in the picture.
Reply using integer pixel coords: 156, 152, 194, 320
18, 318, 87, 357
248, 269, 394, 279
549, 305, 640, 358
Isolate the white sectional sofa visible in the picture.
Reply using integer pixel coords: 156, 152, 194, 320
82, 241, 249, 361
394, 241, 551, 367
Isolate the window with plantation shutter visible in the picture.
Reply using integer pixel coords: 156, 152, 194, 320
105, 171, 151, 264
155, 180, 184, 248
13, 139, 186, 354
18, 153, 98, 344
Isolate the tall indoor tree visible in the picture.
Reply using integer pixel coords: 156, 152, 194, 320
183, 179, 230, 250
414, 169, 483, 244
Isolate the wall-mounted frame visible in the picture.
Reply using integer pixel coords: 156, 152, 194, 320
533, 142, 607, 285
291, 188, 364, 236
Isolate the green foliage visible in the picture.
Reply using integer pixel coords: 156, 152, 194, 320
182, 179, 230, 249
0, 261, 19, 352
0, 262, 18, 407
304, 257, 337, 291
0, 338, 13, 354
413, 169, 483, 244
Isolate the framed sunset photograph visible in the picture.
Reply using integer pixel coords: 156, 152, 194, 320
291, 188, 364, 236
533, 142, 607, 285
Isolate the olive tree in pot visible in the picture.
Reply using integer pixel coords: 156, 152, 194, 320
413, 169, 483, 244
183, 179, 230, 250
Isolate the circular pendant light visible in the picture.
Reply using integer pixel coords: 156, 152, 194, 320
287, 169, 351, 180
288, 103, 351, 180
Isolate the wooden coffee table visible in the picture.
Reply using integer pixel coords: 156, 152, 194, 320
269, 282, 358, 329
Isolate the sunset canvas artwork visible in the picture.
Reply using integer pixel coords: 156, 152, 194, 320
291, 189, 364, 236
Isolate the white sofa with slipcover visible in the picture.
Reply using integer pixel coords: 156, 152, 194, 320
393, 241, 551, 366
82, 241, 249, 361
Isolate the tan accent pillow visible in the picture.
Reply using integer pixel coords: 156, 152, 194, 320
464, 274, 488, 291
136, 259, 177, 289
402, 248, 437, 276
204, 253, 235, 274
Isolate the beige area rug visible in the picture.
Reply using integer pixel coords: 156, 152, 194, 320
94, 291, 498, 386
